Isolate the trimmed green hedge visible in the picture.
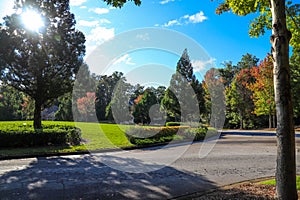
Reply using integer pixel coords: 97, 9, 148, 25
126, 126, 207, 145
0, 123, 81, 148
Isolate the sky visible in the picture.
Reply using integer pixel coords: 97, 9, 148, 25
0, 0, 272, 85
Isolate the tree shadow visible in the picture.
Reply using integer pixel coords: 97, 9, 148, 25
0, 154, 216, 200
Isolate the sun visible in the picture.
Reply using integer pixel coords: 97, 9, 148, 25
21, 10, 44, 32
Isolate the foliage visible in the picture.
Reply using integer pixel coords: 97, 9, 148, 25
95, 71, 124, 121
0, 123, 81, 148
0, 0, 85, 129
55, 92, 74, 121
105, 78, 133, 123
77, 92, 96, 122
247, 54, 275, 128
203, 68, 226, 129
132, 88, 158, 124
165, 122, 181, 126
102, 0, 141, 8
126, 126, 185, 145
0, 85, 24, 120
162, 49, 203, 123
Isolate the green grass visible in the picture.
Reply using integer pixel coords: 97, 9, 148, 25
0, 121, 215, 158
259, 176, 300, 190
0, 121, 133, 158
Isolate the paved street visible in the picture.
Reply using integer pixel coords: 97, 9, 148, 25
1, 133, 300, 199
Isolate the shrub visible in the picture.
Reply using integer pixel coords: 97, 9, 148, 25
165, 122, 181, 127
0, 123, 81, 148
182, 127, 207, 141
126, 126, 189, 145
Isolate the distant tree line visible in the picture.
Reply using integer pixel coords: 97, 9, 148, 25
1, 48, 300, 129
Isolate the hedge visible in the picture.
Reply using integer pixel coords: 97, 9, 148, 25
126, 126, 207, 145
0, 123, 81, 148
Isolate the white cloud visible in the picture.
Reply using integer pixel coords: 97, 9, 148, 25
78, 20, 99, 27
186, 11, 208, 23
87, 26, 115, 44
89, 8, 110, 14
70, 0, 87, 6
80, 6, 87, 9
162, 11, 208, 27
113, 54, 135, 66
159, 0, 175, 5
163, 19, 181, 27
192, 58, 216, 72
99, 19, 111, 24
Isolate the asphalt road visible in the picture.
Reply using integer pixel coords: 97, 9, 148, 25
1, 133, 300, 200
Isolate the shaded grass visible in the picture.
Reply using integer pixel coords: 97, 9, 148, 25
259, 176, 300, 190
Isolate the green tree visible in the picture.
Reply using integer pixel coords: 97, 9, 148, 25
102, 0, 141, 8
55, 92, 74, 121
105, 78, 132, 123
215, 0, 298, 198
133, 88, 158, 124
0, 85, 24, 120
95, 71, 124, 121
0, 0, 85, 129
162, 49, 202, 123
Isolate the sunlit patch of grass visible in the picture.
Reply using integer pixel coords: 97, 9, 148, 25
259, 176, 300, 190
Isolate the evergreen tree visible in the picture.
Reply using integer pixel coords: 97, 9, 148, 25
0, 0, 85, 129
162, 49, 202, 123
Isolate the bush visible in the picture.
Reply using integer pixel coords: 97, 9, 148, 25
165, 122, 181, 127
182, 127, 207, 141
0, 123, 81, 148
126, 126, 189, 145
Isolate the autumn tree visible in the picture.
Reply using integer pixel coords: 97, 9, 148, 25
215, 0, 298, 198
0, 0, 85, 129
77, 92, 96, 122
247, 55, 275, 128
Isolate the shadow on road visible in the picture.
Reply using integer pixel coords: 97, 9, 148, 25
0, 155, 216, 200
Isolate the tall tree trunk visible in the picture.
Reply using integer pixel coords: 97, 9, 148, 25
33, 99, 42, 130
270, 0, 297, 199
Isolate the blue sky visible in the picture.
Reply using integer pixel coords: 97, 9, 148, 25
0, 0, 271, 84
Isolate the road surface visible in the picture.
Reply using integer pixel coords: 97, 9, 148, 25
1, 133, 300, 199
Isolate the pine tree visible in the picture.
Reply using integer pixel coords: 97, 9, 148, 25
162, 49, 202, 123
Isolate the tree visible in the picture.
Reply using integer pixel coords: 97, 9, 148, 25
0, 0, 85, 129
247, 55, 275, 128
133, 88, 158, 124
95, 71, 124, 121
162, 49, 202, 123
219, 54, 258, 129
102, 0, 141, 8
77, 92, 96, 122
215, 0, 298, 198
55, 92, 74, 121
0, 85, 24, 120
105, 78, 133, 123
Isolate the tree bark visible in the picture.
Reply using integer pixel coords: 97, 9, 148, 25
270, 0, 297, 199
33, 99, 42, 130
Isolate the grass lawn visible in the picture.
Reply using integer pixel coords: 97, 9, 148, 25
0, 121, 216, 158
0, 121, 133, 158
259, 176, 300, 190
